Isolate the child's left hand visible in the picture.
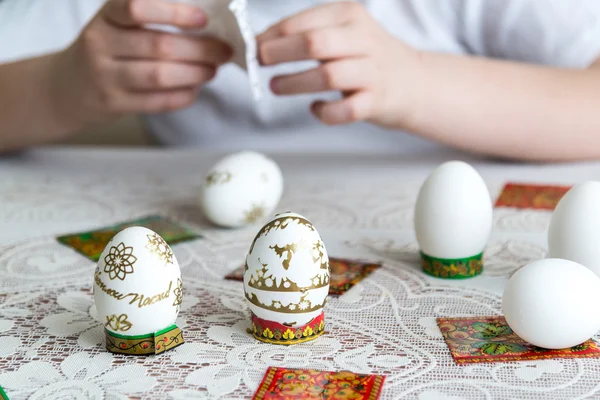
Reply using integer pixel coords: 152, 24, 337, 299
257, 1, 420, 128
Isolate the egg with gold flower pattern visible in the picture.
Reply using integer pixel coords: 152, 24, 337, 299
93, 226, 183, 355
201, 151, 284, 228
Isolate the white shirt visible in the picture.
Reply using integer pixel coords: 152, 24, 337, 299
2, 0, 600, 153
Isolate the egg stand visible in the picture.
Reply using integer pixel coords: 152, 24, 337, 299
0, 385, 8, 400
104, 324, 184, 355
420, 252, 483, 279
248, 311, 325, 345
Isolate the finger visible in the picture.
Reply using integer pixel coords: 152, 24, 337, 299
112, 30, 232, 65
260, 26, 368, 65
271, 59, 374, 95
104, 0, 206, 28
257, 1, 365, 42
311, 91, 374, 125
117, 61, 216, 91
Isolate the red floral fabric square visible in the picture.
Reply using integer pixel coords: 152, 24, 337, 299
253, 367, 385, 400
494, 183, 571, 211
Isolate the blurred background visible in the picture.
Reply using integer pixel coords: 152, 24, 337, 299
65, 116, 152, 147
1, 0, 152, 148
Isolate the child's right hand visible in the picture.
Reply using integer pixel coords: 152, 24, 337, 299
51, 0, 232, 129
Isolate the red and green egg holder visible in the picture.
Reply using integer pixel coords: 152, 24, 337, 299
421, 252, 483, 279
105, 324, 184, 355
249, 312, 325, 345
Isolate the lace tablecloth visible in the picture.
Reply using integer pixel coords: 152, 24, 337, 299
1, 148, 600, 400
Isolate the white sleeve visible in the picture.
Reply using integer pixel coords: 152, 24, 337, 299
459, 0, 600, 68
0, 0, 105, 63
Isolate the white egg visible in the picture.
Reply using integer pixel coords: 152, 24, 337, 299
414, 161, 492, 278
548, 181, 600, 277
201, 151, 284, 228
93, 227, 183, 354
502, 258, 600, 349
244, 212, 329, 344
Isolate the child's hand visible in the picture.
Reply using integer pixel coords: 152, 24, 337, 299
257, 1, 420, 128
52, 0, 232, 128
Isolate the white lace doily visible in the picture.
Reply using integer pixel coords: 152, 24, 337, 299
0, 149, 598, 400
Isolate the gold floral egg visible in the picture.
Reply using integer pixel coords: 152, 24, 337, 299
93, 227, 183, 354
201, 151, 284, 228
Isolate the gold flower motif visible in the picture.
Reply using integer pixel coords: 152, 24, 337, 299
105, 314, 132, 332
299, 301, 310, 310
172, 278, 183, 311
244, 205, 266, 224
283, 329, 295, 340
303, 326, 313, 337
263, 328, 274, 339
146, 233, 174, 265
103, 242, 137, 280
205, 171, 232, 187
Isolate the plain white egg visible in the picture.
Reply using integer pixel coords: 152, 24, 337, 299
201, 151, 284, 228
548, 181, 600, 277
415, 161, 492, 258
502, 258, 600, 349
414, 161, 492, 278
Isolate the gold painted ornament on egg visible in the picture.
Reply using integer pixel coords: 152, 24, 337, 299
244, 212, 330, 345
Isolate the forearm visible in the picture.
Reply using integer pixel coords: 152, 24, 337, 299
0, 53, 79, 152
405, 52, 600, 161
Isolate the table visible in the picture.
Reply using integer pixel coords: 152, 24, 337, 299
1, 148, 600, 400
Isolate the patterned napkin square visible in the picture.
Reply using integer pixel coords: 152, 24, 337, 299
225, 258, 381, 296
57, 215, 201, 261
224, 265, 246, 281
253, 367, 385, 400
328, 258, 381, 295
494, 183, 571, 211
437, 316, 600, 364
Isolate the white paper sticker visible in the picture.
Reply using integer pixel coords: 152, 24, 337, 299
228, 0, 262, 101
151, 0, 263, 100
